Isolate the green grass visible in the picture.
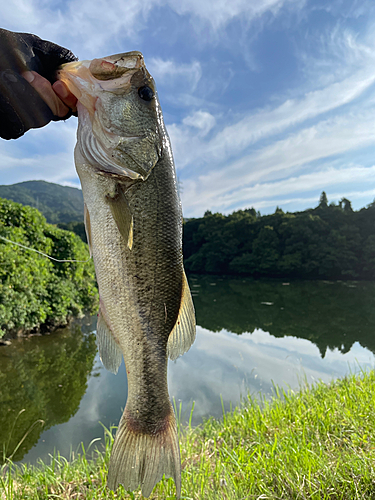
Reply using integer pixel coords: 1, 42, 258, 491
2, 371, 375, 499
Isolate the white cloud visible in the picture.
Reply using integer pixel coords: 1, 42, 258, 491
249, 111, 375, 178
149, 58, 202, 93
0, 0, 301, 56
170, 0, 303, 31
180, 108, 375, 215
182, 110, 216, 136
208, 164, 375, 212
0, 0, 41, 29
215, 71, 375, 155
0, 120, 78, 185
169, 63, 375, 171
0, 0, 156, 56
297, 18, 375, 90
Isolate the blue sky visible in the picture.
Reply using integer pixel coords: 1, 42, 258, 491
1, 0, 375, 217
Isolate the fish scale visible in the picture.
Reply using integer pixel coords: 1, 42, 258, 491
58, 52, 196, 498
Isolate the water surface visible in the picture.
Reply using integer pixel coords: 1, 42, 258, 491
1, 277, 374, 465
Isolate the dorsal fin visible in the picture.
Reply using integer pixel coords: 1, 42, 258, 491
167, 271, 196, 361
106, 185, 133, 250
97, 304, 123, 374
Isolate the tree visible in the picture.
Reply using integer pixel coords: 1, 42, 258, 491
319, 191, 328, 208
339, 198, 353, 212
249, 225, 280, 275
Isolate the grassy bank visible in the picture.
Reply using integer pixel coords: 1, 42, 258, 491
1, 371, 375, 499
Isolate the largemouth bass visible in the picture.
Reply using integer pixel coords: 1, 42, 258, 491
58, 52, 196, 498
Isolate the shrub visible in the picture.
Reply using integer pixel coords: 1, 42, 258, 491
0, 198, 98, 338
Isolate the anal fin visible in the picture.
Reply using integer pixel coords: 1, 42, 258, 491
97, 306, 122, 374
106, 185, 133, 250
167, 271, 196, 361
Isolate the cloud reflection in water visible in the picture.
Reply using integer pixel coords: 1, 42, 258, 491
168, 325, 375, 426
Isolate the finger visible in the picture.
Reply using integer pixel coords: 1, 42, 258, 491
0, 69, 54, 139
22, 70, 70, 118
52, 80, 77, 111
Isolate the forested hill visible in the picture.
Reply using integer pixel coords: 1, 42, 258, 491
183, 193, 375, 280
0, 180, 83, 224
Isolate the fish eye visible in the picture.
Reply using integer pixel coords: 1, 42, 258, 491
138, 86, 154, 102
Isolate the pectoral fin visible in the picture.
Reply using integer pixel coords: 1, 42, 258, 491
167, 271, 196, 361
97, 306, 123, 374
106, 186, 133, 250
84, 203, 93, 257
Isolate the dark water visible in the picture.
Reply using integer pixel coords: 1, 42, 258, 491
1, 277, 375, 465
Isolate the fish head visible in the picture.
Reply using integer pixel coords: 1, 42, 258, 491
58, 52, 164, 181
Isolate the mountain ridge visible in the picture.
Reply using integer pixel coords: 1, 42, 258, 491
0, 180, 84, 223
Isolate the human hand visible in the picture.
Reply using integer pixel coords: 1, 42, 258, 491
22, 71, 77, 118
0, 28, 78, 140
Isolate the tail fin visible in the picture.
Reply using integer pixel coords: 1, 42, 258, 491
107, 411, 181, 498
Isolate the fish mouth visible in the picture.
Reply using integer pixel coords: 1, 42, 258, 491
89, 52, 144, 81
57, 52, 145, 115
57, 52, 150, 180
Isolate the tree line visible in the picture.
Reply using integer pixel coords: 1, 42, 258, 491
183, 192, 375, 279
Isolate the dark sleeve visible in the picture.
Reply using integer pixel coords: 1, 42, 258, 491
0, 28, 77, 140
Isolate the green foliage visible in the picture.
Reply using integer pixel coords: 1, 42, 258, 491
184, 195, 375, 279
57, 221, 87, 243
0, 198, 98, 338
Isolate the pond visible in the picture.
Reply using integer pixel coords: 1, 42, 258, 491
1, 276, 375, 465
